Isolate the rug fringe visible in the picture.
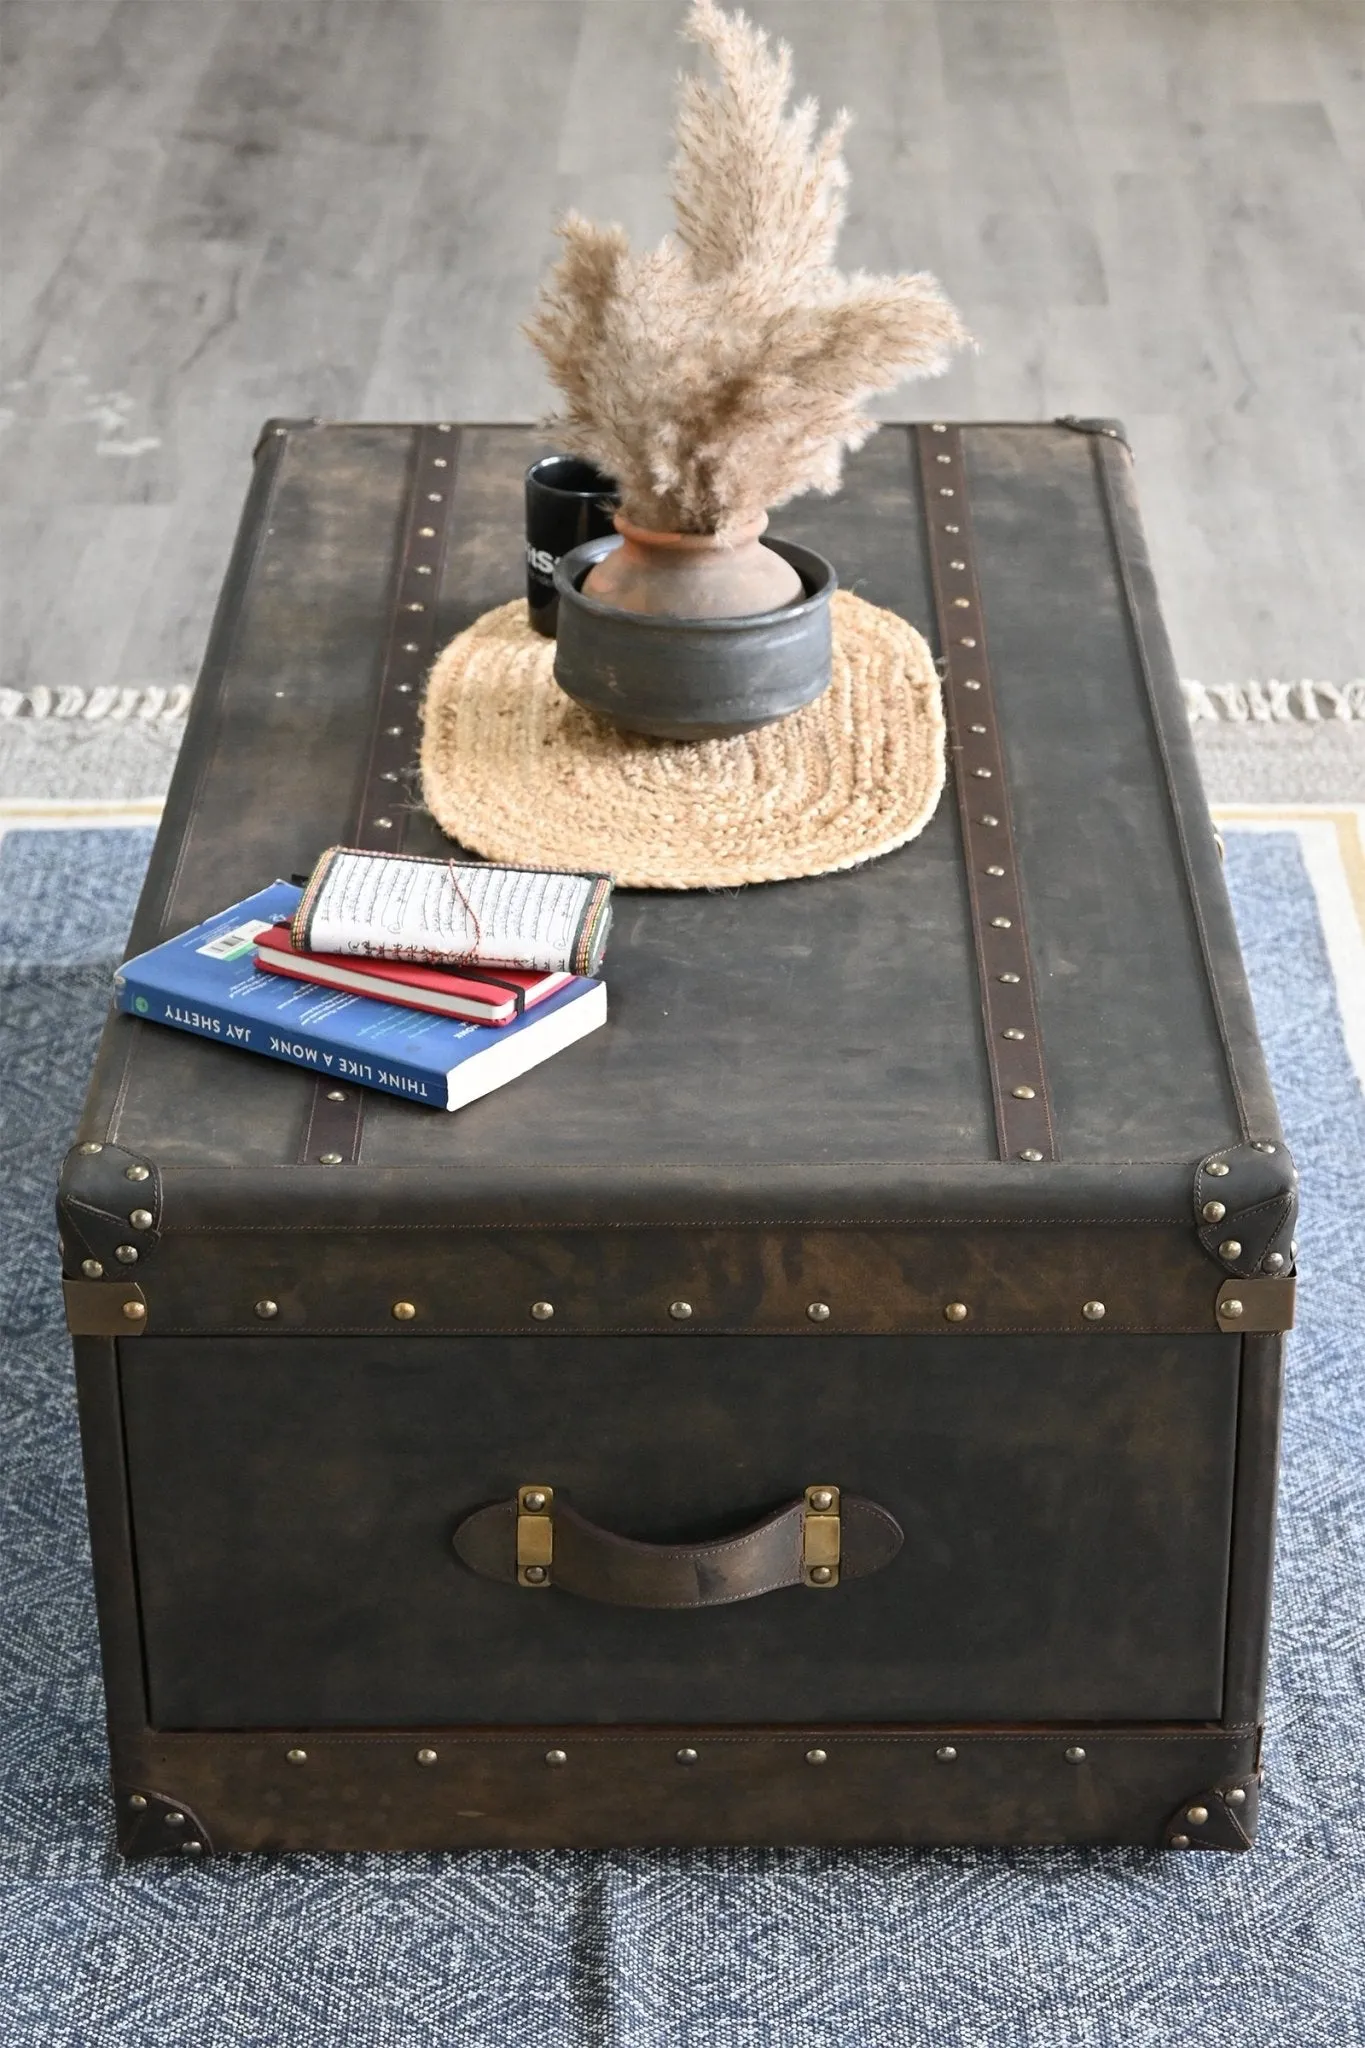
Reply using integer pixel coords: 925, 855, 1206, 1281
0, 684, 194, 723
3, 680, 1361, 727
1183, 679, 1365, 723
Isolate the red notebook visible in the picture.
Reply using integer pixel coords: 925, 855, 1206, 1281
254, 925, 574, 1025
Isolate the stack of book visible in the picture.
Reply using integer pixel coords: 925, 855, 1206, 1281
114, 851, 612, 1111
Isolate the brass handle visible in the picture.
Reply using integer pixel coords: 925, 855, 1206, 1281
451, 1484, 903, 1609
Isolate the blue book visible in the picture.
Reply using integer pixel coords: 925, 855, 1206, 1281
114, 882, 607, 1111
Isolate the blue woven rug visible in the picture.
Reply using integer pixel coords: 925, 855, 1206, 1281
1, 825, 1361, 2048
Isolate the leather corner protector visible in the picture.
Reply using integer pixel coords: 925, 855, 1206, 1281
1164, 1778, 1260, 1853
1195, 1141, 1297, 1278
58, 1139, 161, 1275
116, 1787, 214, 1861
64, 1278, 148, 1336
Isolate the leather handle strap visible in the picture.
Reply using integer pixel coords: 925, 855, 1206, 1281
452, 1488, 903, 1609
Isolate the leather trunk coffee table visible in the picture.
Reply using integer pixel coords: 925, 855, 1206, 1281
58, 418, 1293, 1859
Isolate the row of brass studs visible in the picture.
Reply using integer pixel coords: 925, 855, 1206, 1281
916, 424, 1056, 1163
303, 424, 459, 1168
247, 1296, 1113, 1324
277, 1741, 1093, 1769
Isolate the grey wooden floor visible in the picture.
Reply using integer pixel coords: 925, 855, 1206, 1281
2, 0, 1362, 699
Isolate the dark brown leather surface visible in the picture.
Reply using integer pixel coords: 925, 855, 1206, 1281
452, 1492, 903, 1605
113, 1723, 1262, 1856
78, 422, 1287, 1208
121, 1331, 1239, 1729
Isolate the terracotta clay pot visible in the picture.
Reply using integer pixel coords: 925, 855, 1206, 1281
581, 512, 805, 618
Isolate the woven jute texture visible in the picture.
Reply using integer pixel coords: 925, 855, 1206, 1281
420, 589, 945, 889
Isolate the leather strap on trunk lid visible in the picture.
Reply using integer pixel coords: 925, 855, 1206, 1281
916, 423, 1057, 1163
300, 424, 460, 1165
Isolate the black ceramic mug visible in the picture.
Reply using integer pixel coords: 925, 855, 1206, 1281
525, 456, 619, 637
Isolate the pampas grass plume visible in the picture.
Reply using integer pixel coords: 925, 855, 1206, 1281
525, 0, 970, 538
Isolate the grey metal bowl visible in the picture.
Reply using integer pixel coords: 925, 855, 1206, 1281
552, 536, 837, 741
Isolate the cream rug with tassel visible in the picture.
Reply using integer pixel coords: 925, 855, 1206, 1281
419, 589, 945, 889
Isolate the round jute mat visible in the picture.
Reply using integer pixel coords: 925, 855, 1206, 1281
420, 589, 944, 890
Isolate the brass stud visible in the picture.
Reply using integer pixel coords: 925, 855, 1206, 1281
669, 1300, 693, 1320
1082, 1301, 1105, 1321
128, 1792, 148, 1809
805, 1748, 828, 1766
1227, 1787, 1247, 1807
990, 915, 1012, 929
944, 523, 960, 533
125, 1165, 151, 1182
1003, 1028, 1026, 1041
1218, 1239, 1243, 1260
936, 1746, 957, 1763
318, 1152, 343, 1166
129, 1208, 154, 1230
427, 492, 442, 502
392, 1301, 417, 1321
950, 559, 967, 571
1065, 1746, 1087, 1764
181, 1840, 204, 1856
808, 1489, 835, 1512
416, 1748, 438, 1767
998, 971, 1020, 983
980, 813, 999, 827
1186, 1804, 1208, 1824
676, 1747, 699, 1765
1207, 1161, 1230, 1177
396, 684, 413, 695
78, 1142, 104, 1155
165, 1811, 185, 1829
808, 1565, 833, 1585
81, 1259, 103, 1279
935, 452, 953, 464
1170, 1834, 1190, 1849
1018, 1149, 1044, 1162
969, 722, 987, 734
432, 457, 449, 468
1201, 1200, 1226, 1223
1253, 1141, 1277, 1153
1264, 1252, 1285, 1273
1012, 1085, 1035, 1100
415, 564, 433, 576
938, 486, 955, 497
807, 1301, 831, 1322
952, 597, 971, 609
530, 1301, 555, 1320
286, 1748, 307, 1765
959, 636, 977, 648
114, 1245, 138, 1263
944, 1302, 969, 1322
986, 864, 1005, 876
255, 1300, 279, 1320
373, 817, 393, 830
403, 641, 420, 653
325, 1089, 347, 1102
121, 1301, 146, 1322
1221, 1298, 1245, 1319
545, 1749, 567, 1767
972, 768, 993, 780
523, 1564, 547, 1584
931, 422, 948, 432
405, 602, 424, 612
523, 1490, 548, 1511
963, 678, 982, 690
